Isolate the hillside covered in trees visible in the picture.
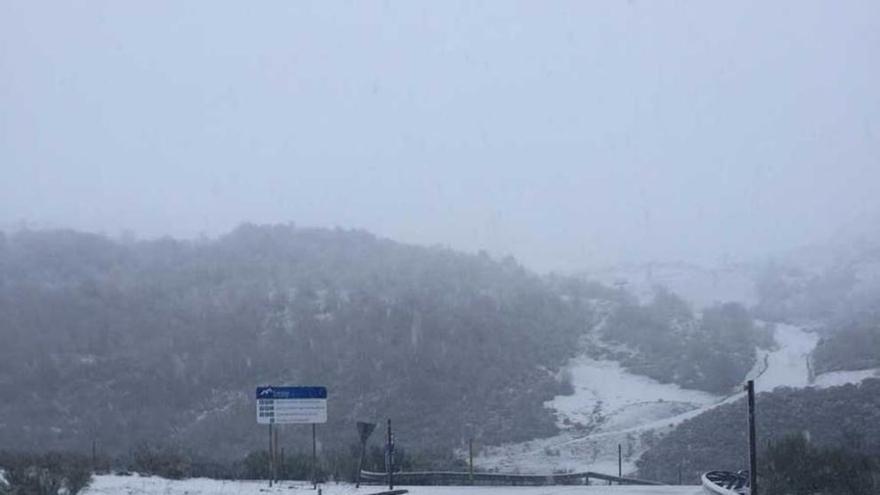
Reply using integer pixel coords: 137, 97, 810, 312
595, 288, 773, 394
0, 225, 601, 461
0, 225, 777, 468
636, 379, 880, 484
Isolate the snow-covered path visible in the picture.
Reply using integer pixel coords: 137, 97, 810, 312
752, 323, 818, 392
82, 475, 703, 495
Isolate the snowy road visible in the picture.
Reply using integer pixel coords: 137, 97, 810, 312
83, 475, 703, 495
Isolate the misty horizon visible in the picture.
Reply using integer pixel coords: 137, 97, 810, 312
2, 1, 878, 272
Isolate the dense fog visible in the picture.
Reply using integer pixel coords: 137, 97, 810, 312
1, 2, 879, 494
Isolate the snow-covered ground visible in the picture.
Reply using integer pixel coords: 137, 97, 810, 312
813, 368, 880, 388
476, 321, 880, 477
82, 475, 703, 495
546, 357, 718, 433
751, 323, 818, 392
749, 322, 879, 391
476, 353, 724, 475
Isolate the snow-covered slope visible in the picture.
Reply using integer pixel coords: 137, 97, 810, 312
476, 321, 880, 476
750, 323, 819, 392
476, 353, 724, 475
82, 475, 703, 495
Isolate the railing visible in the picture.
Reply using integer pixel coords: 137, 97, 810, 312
359, 469, 663, 486
701, 471, 749, 495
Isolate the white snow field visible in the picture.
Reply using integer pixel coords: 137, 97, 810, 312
82, 475, 703, 495
751, 323, 819, 392
475, 347, 726, 475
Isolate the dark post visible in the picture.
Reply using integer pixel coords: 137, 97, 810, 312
312, 423, 318, 489
746, 380, 758, 495
618, 443, 622, 480
386, 419, 394, 491
273, 425, 279, 485
268, 423, 274, 487
281, 447, 285, 480
678, 459, 682, 485
91, 439, 97, 473
468, 438, 474, 484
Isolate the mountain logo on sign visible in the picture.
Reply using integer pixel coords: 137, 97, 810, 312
259, 388, 273, 397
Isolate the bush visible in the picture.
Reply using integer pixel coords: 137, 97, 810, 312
0, 452, 92, 495
129, 443, 191, 479
762, 434, 879, 495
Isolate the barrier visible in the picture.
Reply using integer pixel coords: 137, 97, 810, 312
359, 469, 663, 486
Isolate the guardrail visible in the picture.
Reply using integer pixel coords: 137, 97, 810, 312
701, 471, 749, 495
359, 469, 663, 486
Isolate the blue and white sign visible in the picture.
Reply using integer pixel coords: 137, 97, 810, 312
256, 386, 327, 424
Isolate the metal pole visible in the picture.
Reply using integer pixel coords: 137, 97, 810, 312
386, 419, 393, 491
274, 425, 279, 485
469, 438, 474, 484
312, 423, 318, 489
746, 380, 758, 495
618, 443, 622, 480
268, 423, 274, 487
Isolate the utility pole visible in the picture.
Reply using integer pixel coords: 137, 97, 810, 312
746, 380, 758, 495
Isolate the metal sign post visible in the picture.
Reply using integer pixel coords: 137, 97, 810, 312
256, 386, 328, 488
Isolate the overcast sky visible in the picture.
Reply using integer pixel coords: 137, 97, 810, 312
2, 1, 878, 271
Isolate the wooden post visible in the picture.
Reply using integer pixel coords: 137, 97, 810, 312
746, 380, 758, 495
468, 438, 474, 485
